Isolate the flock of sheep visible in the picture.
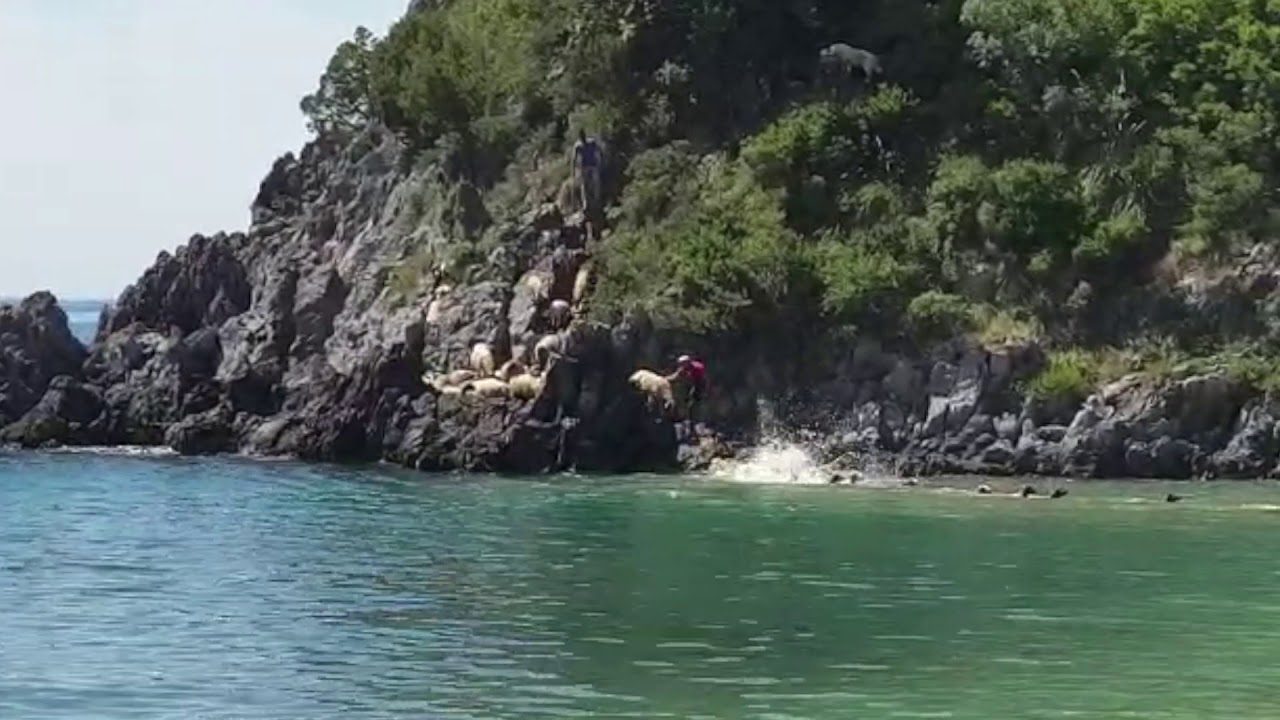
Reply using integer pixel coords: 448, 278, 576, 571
420, 256, 679, 415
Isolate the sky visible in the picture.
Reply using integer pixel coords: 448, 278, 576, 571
0, 0, 407, 300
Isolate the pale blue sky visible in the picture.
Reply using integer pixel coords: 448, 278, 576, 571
0, 0, 406, 300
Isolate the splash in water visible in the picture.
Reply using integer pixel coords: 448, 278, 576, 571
711, 441, 829, 485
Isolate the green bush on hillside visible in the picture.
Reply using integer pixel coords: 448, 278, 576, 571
299, 0, 1280, 347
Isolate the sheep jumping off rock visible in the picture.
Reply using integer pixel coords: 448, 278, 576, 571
629, 369, 676, 414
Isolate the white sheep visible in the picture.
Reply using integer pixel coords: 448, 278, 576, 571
522, 271, 551, 302
496, 359, 528, 382
425, 284, 454, 325
508, 373, 544, 401
629, 369, 676, 414
462, 377, 510, 398
547, 299, 572, 330
573, 262, 594, 306
423, 369, 477, 394
534, 333, 564, 370
819, 43, 883, 83
470, 342, 495, 377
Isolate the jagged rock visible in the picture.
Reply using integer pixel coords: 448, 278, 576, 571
1035, 425, 1069, 443
1213, 399, 1280, 478
0, 293, 87, 425
291, 268, 347, 357
165, 407, 236, 455
1, 376, 106, 447
103, 234, 250, 336
979, 440, 1016, 466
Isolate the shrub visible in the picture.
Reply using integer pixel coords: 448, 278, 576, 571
979, 159, 1085, 259
595, 155, 806, 331
907, 292, 979, 342
1074, 201, 1147, 271
1025, 350, 1097, 404
974, 306, 1044, 347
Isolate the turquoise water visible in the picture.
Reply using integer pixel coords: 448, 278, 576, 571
3, 453, 1280, 718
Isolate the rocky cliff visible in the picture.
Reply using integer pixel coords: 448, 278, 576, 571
5, 160, 1280, 480
10, 0, 1280, 480
1, 130, 700, 473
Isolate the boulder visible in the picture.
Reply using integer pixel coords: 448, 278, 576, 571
1, 376, 106, 447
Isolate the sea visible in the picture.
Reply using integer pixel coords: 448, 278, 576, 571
60, 299, 107, 345
3, 446, 1280, 718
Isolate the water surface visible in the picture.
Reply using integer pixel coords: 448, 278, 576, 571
3, 453, 1279, 718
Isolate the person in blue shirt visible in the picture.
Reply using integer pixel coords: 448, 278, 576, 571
570, 130, 604, 214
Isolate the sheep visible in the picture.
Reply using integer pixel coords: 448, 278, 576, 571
470, 342, 495, 377
425, 284, 454, 325
629, 369, 676, 414
508, 373, 544, 401
547, 299, 573, 330
534, 333, 564, 371
496, 359, 528, 382
521, 271, 552, 302
423, 369, 477, 394
462, 377, 510, 398
819, 43, 883, 83
573, 262, 594, 306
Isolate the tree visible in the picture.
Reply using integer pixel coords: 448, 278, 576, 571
301, 27, 376, 136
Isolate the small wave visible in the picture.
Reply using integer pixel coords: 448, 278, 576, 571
44, 446, 178, 458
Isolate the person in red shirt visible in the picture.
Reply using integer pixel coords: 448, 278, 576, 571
674, 355, 708, 426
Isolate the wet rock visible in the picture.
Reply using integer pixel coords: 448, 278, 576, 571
1, 376, 106, 447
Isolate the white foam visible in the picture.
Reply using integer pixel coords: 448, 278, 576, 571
711, 441, 830, 485
45, 446, 179, 458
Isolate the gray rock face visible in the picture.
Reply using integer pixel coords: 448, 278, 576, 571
0, 293, 87, 427
4, 128, 680, 472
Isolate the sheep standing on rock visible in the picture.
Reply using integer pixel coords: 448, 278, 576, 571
629, 369, 676, 414
463, 377, 510, 398
496, 359, 528, 382
534, 333, 564, 371
508, 373, 544, 401
573, 262, 594, 307
425, 284, 453, 325
470, 342, 495, 377
424, 369, 477, 395
819, 43, 882, 84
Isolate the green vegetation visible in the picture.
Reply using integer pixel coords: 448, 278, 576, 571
303, 0, 1280, 369
1025, 350, 1098, 405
